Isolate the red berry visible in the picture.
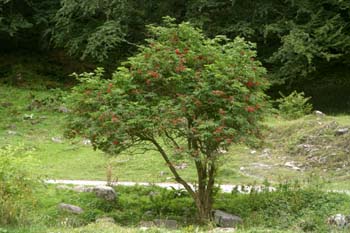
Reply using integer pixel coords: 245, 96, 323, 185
246, 106, 255, 112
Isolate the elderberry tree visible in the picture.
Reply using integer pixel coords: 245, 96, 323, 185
65, 17, 269, 222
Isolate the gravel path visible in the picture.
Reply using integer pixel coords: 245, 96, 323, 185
46, 179, 275, 193
46, 179, 350, 195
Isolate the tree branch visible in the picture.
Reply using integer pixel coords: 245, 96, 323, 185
148, 138, 196, 199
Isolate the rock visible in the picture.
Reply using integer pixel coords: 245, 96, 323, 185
174, 163, 188, 170
82, 139, 91, 145
153, 219, 178, 229
7, 130, 17, 135
58, 106, 70, 113
159, 171, 167, 176
314, 110, 325, 117
218, 148, 228, 154
58, 203, 84, 214
297, 144, 313, 152
284, 161, 301, 171
213, 210, 243, 228
23, 114, 34, 120
92, 186, 117, 201
335, 128, 349, 136
250, 150, 256, 155
209, 228, 236, 232
96, 217, 115, 224
327, 214, 350, 228
260, 148, 271, 157
51, 137, 63, 143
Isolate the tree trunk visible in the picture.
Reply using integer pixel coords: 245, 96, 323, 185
195, 192, 213, 223
195, 161, 216, 223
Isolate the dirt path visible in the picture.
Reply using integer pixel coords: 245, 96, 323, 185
46, 179, 350, 195
46, 179, 275, 193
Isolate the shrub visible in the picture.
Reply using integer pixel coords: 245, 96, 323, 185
215, 184, 350, 232
277, 91, 313, 119
0, 145, 41, 225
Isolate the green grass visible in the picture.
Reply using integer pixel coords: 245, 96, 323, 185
1, 84, 350, 190
3, 184, 350, 233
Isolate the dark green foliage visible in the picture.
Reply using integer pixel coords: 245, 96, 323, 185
49, 0, 127, 62
0, 0, 33, 36
186, 0, 350, 84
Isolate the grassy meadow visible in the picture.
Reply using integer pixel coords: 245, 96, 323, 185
1, 84, 350, 232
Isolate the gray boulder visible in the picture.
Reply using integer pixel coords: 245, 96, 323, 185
58, 203, 84, 214
335, 128, 349, 136
213, 210, 243, 228
92, 186, 117, 201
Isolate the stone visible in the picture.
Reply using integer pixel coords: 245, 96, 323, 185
335, 128, 349, 136
213, 210, 243, 228
327, 214, 350, 228
284, 161, 301, 171
51, 137, 63, 143
92, 186, 117, 201
218, 148, 228, 154
174, 163, 188, 170
314, 110, 325, 117
23, 113, 34, 120
58, 106, 70, 113
58, 203, 84, 214
7, 130, 17, 135
209, 228, 235, 232
159, 171, 167, 176
82, 139, 91, 145
153, 219, 178, 229
250, 150, 256, 155
96, 217, 115, 224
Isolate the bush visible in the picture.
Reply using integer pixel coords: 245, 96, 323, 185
215, 184, 350, 232
277, 91, 313, 119
0, 145, 41, 225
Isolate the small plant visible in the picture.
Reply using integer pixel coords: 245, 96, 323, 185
277, 91, 313, 119
0, 145, 41, 225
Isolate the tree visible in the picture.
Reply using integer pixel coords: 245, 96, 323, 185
0, 0, 33, 37
186, 0, 350, 84
66, 18, 269, 222
49, 0, 128, 62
